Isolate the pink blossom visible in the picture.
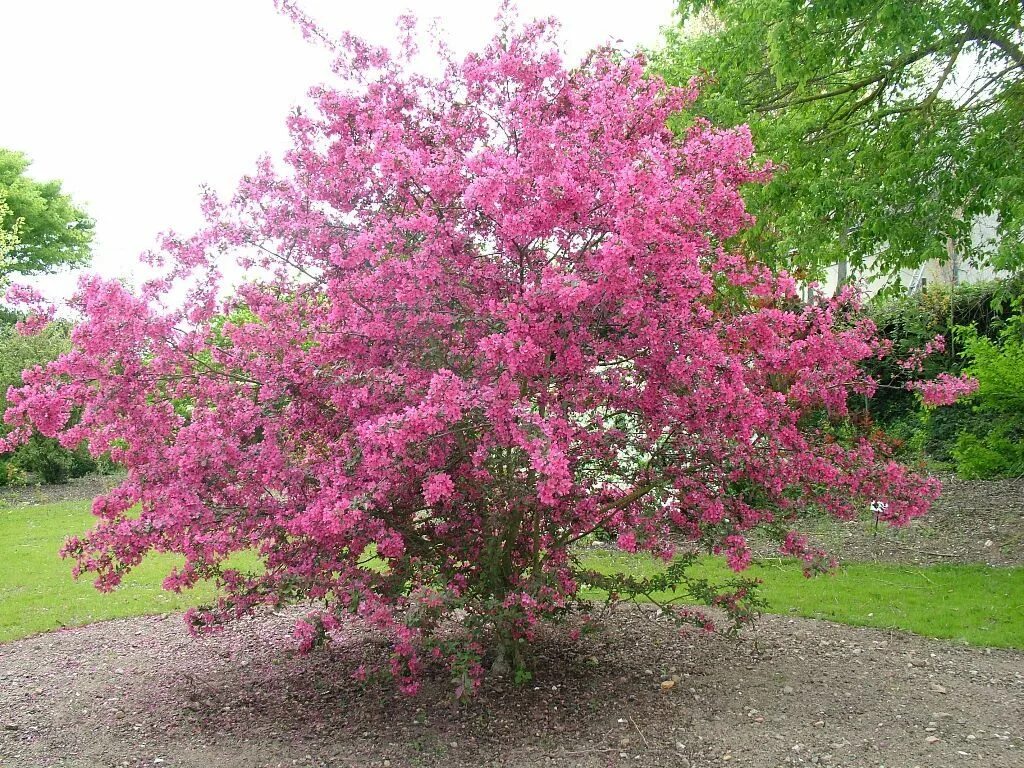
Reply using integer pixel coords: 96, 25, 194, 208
422, 473, 455, 505
616, 531, 638, 553
5, 283, 56, 335
723, 535, 752, 572
909, 372, 979, 407
293, 619, 318, 653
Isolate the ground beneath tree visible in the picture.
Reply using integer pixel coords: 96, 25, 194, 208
1, 606, 1020, 768
0, 473, 124, 508
1, 475, 1021, 766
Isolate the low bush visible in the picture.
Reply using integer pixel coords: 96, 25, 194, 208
11, 433, 96, 485
0, 322, 97, 484
949, 309, 1024, 478
865, 276, 1024, 469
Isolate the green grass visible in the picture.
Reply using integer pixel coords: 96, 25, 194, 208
0, 500, 229, 642
585, 549, 1024, 649
1, 499, 1022, 648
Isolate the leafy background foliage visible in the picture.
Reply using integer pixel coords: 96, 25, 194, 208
864, 277, 1024, 476
655, 0, 1024, 280
0, 323, 96, 485
0, 148, 93, 280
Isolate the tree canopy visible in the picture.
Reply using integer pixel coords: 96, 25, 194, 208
0, 192, 20, 265
655, 0, 1024, 283
0, 149, 93, 278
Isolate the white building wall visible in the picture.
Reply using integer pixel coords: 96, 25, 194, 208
812, 214, 1004, 298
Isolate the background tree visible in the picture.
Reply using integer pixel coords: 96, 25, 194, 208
655, 0, 1024, 283
0, 192, 21, 266
0, 149, 93, 279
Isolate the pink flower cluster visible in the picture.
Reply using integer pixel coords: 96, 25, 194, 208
899, 334, 947, 372
5, 283, 55, 335
2, 9, 957, 692
908, 372, 980, 407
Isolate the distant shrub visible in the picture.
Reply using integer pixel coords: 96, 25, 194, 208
950, 310, 1024, 478
11, 433, 95, 485
865, 277, 1023, 465
0, 458, 24, 486
0, 322, 97, 484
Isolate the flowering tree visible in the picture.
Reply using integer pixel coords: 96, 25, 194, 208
4, 12, 948, 693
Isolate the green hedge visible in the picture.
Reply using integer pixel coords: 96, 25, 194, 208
0, 322, 98, 485
951, 311, 1024, 478
865, 276, 1024, 477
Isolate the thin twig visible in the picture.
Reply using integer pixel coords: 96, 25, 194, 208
630, 716, 652, 749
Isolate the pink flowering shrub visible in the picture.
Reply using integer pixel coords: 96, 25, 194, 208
2, 11, 953, 692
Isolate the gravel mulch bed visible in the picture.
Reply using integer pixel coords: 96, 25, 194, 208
0, 474, 124, 508
1, 606, 1021, 768
786, 476, 1024, 567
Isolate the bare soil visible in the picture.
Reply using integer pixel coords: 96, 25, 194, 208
0, 473, 123, 508
1, 606, 1021, 768
785, 476, 1024, 567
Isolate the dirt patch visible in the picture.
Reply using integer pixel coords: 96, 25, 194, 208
0, 474, 123, 509
1, 606, 1020, 768
785, 476, 1024, 567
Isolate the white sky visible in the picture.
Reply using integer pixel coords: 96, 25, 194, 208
4, 0, 675, 298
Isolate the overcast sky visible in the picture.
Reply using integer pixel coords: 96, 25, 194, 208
5, 0, 675, 298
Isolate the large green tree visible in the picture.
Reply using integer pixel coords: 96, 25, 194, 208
0, 192, 20, 265
655, 0, 1024, 283
0, 149, 93, 279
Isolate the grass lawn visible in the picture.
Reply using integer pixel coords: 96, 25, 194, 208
0, 500, 226, 643
2, 499, 1022, 648
584, 549, 1024, 650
